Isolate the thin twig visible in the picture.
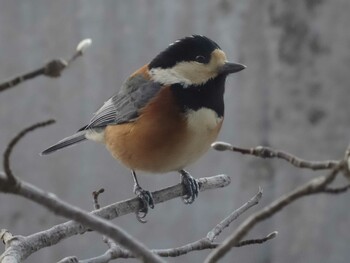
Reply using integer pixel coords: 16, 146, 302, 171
212, 141, 339, 170
0, 39, 91, 93
323, 184, 350, 194
204, 163, 345, 263
92, 188, 105, 210
61, 189, 276, 262
3, 119, 55, 187
93, 188, 120, 262
0, 121, 164, 263
206, 187, 263, 242
235, 231, 278, 247
90, 232, 277, 260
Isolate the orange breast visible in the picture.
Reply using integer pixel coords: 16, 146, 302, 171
104, 87, 223, 173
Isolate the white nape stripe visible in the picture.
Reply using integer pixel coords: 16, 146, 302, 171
149, 67, 192, 87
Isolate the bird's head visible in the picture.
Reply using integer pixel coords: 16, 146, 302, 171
148, 35, 245, 87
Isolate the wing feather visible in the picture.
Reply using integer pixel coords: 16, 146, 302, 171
85, 75, 161, 130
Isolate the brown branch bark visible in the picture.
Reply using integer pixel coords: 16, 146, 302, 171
0, 39, 91, 93
212, 141, 340, 170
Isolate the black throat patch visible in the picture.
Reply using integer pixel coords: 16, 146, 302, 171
170, 74, 226, 117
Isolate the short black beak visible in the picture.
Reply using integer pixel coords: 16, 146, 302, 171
219, 62, 246, 75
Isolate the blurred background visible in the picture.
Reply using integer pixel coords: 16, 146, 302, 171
1, 0, 350, 262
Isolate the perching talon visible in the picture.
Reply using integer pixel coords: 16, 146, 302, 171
179, 170, 199, 204
132, 171, 154, 223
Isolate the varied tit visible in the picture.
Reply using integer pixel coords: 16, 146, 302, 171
42, 35, 246, 221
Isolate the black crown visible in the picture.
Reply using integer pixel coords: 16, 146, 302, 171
149, 35, 221, 69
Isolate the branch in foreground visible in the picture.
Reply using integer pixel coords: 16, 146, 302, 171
212, 141, 339, 170
204, 162, 347, 263
0, 121, 164, 263
0, 38, 92, 93
0, 122, 231, 263
60, 189, 277, 263
0, 174, 230, 263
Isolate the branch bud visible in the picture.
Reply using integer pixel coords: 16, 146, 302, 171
211, 142, 232, 151
76, 38, 92, 54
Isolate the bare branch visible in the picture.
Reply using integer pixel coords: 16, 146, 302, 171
204, 163, 345, 263
0, 38, 92, 93
0, 122, 165, 263
212, 141, 339, 170
2, 120, 55, 187
206, 187, 263, 242
92, 232, 276, 260
62, 189, 276, 262
0, 172, 230, 262
0, 229, 25, 263
0, 121, 232, 262
57, 188, 113, 263
2, 126, 346, 263
235, 231, 278, 247
92, 188, 105, 210
91, 189, 119, 263
2, 178, 166, 263
323, 184, 350, 194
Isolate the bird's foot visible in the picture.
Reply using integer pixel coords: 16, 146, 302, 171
133, 185, 154, 223
180, 170, 199, 204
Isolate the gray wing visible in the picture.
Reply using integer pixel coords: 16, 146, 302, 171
84, 75, 161, 130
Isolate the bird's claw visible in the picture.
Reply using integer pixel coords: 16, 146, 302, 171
180, 171, 199, 204
134, 186, 154, 223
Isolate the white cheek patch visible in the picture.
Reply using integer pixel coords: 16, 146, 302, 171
150, 49, 227, 86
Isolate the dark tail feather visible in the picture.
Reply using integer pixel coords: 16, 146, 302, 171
41, 131, 87, 155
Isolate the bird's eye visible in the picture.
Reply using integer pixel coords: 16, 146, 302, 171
195, 55, 206, 63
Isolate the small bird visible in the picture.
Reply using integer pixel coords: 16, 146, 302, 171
42, 35, 245, 221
